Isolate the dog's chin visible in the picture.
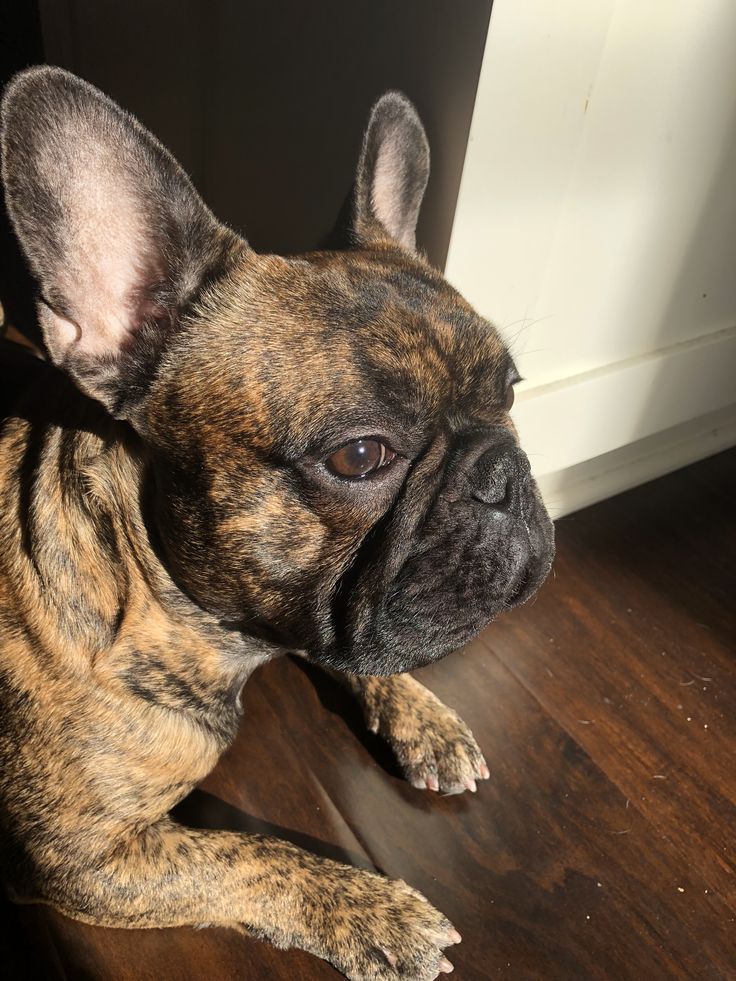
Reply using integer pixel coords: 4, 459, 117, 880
312, 638, 459, 678
310, 561, 550, 678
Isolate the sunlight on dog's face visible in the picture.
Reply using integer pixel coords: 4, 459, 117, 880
141, 249, 553, 674
2, 67, 554, 675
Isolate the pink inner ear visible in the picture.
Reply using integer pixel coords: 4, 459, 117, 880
39, 132, 164, 360
371, 131, 414, 250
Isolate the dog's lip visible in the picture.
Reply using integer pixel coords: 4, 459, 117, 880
505, 571, 530, 607
503, 541, 555, 611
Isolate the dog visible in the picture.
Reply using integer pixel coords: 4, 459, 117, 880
0, 66, 554, 980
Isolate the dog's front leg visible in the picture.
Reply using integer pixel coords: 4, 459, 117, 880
40, 819, 458, 980
328, 672, 490, 795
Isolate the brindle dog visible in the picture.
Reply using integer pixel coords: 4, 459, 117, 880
0, 67, 554, 980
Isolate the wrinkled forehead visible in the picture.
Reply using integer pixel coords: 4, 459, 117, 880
175, 250, 511, 456
341, 261, 510, 414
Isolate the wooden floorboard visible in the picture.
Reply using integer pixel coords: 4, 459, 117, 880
2, 450, 735, 979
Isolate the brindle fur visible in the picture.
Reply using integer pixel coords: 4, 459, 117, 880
0, 68, 553, 980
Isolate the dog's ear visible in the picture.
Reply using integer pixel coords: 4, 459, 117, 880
0, 66, 241, 417
352, 91, 430, 253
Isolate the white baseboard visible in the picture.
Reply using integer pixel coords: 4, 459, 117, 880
511, 325, 736, 479
536, 404, 736, 518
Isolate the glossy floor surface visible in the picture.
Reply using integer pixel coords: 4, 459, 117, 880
2, 450, 735, 980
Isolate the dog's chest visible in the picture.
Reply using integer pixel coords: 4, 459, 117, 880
0, 607, 267, 838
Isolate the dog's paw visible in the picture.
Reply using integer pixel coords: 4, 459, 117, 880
366, 677, 489, 795
309, 867, 460, 980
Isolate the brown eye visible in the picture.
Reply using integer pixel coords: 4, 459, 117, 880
326, 439, 397, 479
504, 384, 515, 411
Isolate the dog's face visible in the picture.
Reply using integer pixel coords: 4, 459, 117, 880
1, 67, 554, 675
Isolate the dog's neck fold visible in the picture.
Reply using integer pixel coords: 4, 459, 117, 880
0, 378, 269, 709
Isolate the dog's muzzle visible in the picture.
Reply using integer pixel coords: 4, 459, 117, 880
322, 426, 555, 676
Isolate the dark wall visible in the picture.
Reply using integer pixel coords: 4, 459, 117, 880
2, 1, 492, 342
38, 0, 491, 266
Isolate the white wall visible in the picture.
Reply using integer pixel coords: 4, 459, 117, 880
445, 0, 736, 515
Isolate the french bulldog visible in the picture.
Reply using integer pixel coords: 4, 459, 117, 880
0, 66, 554, 980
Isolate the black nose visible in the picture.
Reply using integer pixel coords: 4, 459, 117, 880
472, 451, 513, 509
451, 427, 530, 514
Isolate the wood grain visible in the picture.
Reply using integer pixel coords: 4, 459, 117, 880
2, 450, 734, 979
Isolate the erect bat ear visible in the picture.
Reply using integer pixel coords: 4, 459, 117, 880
351, 91, 430, 253
0, 66, 242, 417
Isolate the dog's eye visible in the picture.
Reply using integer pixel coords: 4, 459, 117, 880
504, 383, 515, 411
326, 439, 397, 479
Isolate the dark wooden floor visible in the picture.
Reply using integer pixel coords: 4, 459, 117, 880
2, 450, 735, 980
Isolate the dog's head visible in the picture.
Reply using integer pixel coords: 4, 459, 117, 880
1, 67, 554, 674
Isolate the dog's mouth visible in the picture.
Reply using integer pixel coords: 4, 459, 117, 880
505, 569, 531, 608
315, 495, 555, 677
